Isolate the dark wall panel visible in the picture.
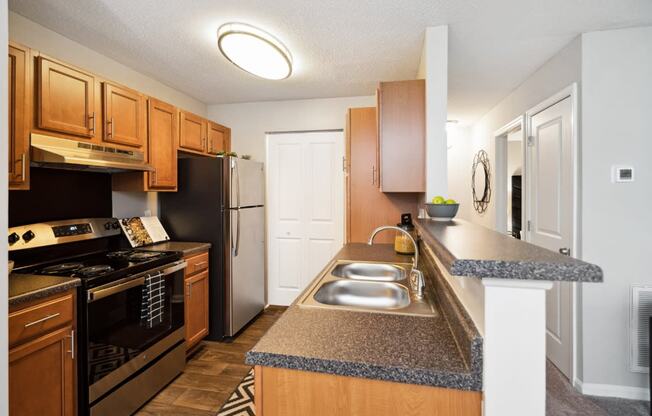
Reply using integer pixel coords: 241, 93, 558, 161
9, 168, 112, 227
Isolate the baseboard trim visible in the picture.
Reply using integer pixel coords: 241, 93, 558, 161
574, 379, 650, 401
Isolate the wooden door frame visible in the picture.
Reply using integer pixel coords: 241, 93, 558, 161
493, 116, 526, 236
525, 83, 580, 385
264, 129, 345, 306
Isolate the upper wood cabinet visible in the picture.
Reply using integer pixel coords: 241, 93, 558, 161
37, 56, 96, 138
148, 98, 178, 190
346, 107, 418, 244
103, 82, 146, 148
8, 42, 30, 190
377, 79, 425, 192
179, 110, 207, 153
207, 121, 230, 155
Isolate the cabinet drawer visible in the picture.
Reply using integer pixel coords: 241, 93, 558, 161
185, 251, 209, 276
9, 293, 74, 348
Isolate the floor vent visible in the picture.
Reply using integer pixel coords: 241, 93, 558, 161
630, 285, 652, 373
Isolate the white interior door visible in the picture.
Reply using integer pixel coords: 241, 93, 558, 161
527, 95, 574, 378
267, 131, 344, 305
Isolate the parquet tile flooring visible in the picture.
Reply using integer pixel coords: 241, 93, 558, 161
136, 306, 286, 415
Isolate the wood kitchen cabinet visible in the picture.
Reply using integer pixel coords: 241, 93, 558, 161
148, 98, 178, 190
346, 107, 418, 243
37, 56, 96, 138
377, 79, 425, 192
179, 110, 207, 154
207, 121, 231, 154
8, 42, 31, 190
184, 250, 210, 351
9, 291, 76, 416
254, 366, 482, 416
103, 81, 147, 148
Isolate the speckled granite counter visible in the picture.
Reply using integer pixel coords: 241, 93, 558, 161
415, 218, 603, 282
246, 243, 483, 391
9, 274, 80, 307
140, 241, 211, 256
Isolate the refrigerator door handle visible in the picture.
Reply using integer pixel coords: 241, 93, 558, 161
235, 208, 241, 257
235, 159, 241, 209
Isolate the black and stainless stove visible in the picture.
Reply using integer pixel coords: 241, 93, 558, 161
9, 218, 187, 416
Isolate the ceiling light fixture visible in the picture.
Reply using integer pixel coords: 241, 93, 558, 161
217, 22, 293, 80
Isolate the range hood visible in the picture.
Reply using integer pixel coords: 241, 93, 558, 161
30, 134, 154, 173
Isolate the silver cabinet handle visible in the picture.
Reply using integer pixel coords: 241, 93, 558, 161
186, 282, 191, 298
372, 165, 376, 185
559, 247, 571, 256
107, 117, 114, 137
66, 329, 75, 359
24, 312, 60, 328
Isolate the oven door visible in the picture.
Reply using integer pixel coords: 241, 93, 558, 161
85, 260, 186, 405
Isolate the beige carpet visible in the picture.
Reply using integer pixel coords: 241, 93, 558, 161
547, 361, 650, 416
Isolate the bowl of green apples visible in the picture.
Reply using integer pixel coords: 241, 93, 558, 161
425, 196, 459, 221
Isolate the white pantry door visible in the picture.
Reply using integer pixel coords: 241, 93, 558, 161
267, 131, 344, 305
527, 95, 574, 378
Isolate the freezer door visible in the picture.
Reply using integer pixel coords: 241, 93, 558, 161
228, 206, 265, 335
230, 158, 265, 208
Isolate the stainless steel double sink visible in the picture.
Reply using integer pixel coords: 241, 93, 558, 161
298, 261, 437, 317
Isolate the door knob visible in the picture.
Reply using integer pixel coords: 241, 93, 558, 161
559, 247, 571, 256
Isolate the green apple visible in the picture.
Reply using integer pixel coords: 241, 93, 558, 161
445, 199, 457, 205
432, 196, 446, 204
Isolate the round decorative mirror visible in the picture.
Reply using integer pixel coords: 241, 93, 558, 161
472, 150, 491, 213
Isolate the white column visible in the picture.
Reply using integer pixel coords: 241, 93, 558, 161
482, 278, 553, 416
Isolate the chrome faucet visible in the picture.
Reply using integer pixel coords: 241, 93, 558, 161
367, 226, 426, 299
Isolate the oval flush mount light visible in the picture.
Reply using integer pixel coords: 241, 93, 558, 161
217, 22, 293, 80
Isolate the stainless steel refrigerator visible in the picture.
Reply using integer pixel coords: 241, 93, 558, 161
160, 156, 265, 339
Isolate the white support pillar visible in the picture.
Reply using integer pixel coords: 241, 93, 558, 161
482, 278, 553, 416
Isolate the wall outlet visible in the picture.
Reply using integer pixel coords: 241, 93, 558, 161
612, 166, 634, 183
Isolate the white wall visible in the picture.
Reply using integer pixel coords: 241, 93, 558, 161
9, 12, 207, 218
447, 36, 582, 229
1, 1, 9, 412
207, 96, 375, 163
419, 26, 448, 200
579, 26, 652, 395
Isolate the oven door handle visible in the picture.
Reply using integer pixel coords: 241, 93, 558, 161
88, 260, 187, 302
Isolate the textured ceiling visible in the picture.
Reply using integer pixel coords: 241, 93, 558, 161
9, 0, 652, 123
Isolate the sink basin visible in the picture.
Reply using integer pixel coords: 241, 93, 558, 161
330, 262, 406, 282
313, 280, 410, 310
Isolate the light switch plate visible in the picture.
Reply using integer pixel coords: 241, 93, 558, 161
612, 166, 635, 183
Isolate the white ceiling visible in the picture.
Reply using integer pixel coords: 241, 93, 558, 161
9, 0, 652, 123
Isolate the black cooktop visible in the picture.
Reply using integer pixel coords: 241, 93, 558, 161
15, 249, 183, 289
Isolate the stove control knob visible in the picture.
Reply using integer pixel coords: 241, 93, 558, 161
22, 230, 35, 242
111, 221, 120, 230
104, 222, 112, 230
8, 232, 20, 245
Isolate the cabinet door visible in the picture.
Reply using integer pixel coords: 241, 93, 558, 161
8, 43, 30, 190
148, 98, 178, 189
103, 82, 146, 148
185, 270, 209, 349
377, 80, 425, 192
179, 110, 206, 153
38, 56, 96, 138
9, 326, 75, 416
207, 121, 230, 155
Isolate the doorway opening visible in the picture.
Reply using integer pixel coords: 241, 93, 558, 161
494, 117, 525, 238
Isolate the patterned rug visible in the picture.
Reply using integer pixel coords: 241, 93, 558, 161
216, 368, 255, 416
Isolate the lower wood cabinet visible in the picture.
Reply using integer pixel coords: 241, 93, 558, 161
254, 366, 482, 416
9, 291, 76, 416
184, 250, 210, 351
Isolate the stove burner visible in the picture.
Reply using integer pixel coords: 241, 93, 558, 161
75, 265, 114, 277
106, 250, 132, 259
42, 262, 83, 275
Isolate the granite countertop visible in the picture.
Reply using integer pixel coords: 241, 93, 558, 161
9, 273, 80, 307
245, 243, 482, 391
140, 241, 211, 256
415, 218, 603, 282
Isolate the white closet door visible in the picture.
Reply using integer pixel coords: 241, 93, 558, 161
528, 95, 574, 378
267, 131, 344, 305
